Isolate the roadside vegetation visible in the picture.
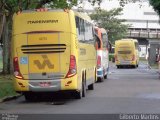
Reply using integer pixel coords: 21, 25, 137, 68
0, 54, 17, 100
0, 75, 18, 100
0, 55, 3, 69
90, 8, 129, 44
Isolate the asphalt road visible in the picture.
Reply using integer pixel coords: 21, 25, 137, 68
0, 61, 160, 116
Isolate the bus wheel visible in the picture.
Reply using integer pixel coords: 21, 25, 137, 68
104, 74, 107, 79
74, 89, 82, 99
75, 80, 86, 99
24, 93, 36, 101
97, 77, 104, 82
133, 65, 136, 68
88, 83, 94, 90
82, 80, 86, 97
94, 69, 97, 83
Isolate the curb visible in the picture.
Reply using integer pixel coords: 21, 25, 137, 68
0, 94, 22, 103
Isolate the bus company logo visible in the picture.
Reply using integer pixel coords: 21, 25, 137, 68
34, 55, 54, 69
27, 20, 58, 24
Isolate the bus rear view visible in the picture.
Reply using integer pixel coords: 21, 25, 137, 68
115, 39, 139, 68
12, 9, 96, 100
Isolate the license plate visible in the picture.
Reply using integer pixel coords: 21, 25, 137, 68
120, 61, 130, 64
39, 82, 51, 87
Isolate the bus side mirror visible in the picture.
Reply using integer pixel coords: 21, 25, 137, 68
94, 41, 98, 49
139, 47, 141, 51
94, 35, 101, 49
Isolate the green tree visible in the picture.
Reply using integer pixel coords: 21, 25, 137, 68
149, 0, 160, 15
90, 8, 129, 43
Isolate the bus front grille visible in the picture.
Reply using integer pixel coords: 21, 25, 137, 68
21, 44, 66, 54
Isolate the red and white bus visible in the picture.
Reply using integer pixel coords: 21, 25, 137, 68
94, 27, 109, 82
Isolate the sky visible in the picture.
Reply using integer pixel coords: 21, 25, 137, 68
74, 0, 160, 28
76, 0, 159, 20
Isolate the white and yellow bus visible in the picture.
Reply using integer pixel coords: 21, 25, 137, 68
11, 9, 97, 100
115, 39, 139, 68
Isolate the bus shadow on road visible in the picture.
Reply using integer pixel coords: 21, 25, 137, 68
117, 66, 138, 69
19, 92, 78, 105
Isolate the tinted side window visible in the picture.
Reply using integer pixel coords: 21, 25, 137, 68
75, 16, 94, 44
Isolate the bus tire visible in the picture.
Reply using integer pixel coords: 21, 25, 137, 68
97, 77, 104, 82
95, 69, 97, 83
133, 65, 136, 68
75, 90, 82, 99
82, 80, 86, 97
75, 77, 86, 99
88, 83, 94, 90
74, 85, 82, 99
104, 74, 107, 79
24, 93, 36, 101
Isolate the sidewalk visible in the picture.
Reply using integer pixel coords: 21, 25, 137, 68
0, 75, 19, 102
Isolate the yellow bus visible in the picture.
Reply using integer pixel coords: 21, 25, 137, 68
11, 9, 97, 100
115, 39, 139, 68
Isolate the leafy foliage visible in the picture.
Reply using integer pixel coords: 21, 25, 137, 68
0, 0, 78, 15
117, 0, 143, 7
90, 8, 129, 43
149, 0, 160, 15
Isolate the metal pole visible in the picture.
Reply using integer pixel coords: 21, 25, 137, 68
146, 20, 149, 32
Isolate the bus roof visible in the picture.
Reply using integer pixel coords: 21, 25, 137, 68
13, 9, 92, 35
15, 9, 92, 23
74, 11, 92, 22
